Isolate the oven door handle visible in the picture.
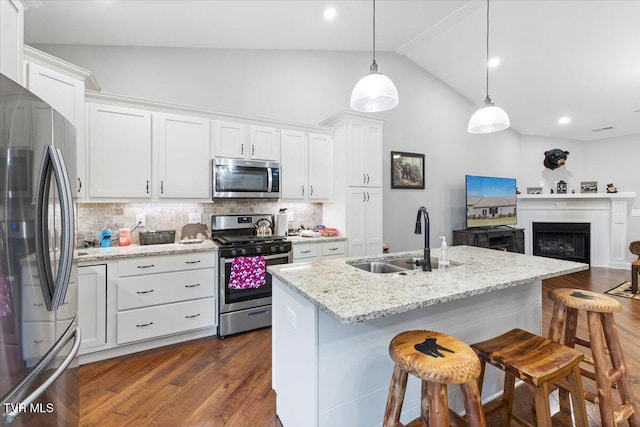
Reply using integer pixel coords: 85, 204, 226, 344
222, 253, 290, 264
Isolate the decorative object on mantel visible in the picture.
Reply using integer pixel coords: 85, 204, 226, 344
556, 180, 567, 194
550, 188, 554, 194
467, 0, 510, 134
350, 0, 398, 113
527, 187, 543, 195
607, 183, 618, 193
391, 151, 425, 189
543, 149, 569, 170
580, 181, 598, 193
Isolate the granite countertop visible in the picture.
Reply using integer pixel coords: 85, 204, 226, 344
285, 236, 347, 244
268, 245, 589, 324
75, 239, 218, 262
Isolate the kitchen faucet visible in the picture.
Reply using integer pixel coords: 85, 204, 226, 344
414, 206, 432, 271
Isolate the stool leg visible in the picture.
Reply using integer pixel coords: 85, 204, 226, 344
548, 301, 567, 343
533, 382, 552, 427
383, 365, 408, 427
426, 382, 449, 427
587, 311, 616, 427
632, 264, 638, 294
460, 380, 487, 427
567, 364, 588, 427
420, 380, 429, 420
500, 372, 516, 427
601, 313, 640, 427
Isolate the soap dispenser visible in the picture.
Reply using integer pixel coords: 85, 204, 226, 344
438, 236, 449, 271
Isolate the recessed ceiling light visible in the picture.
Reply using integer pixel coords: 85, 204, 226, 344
558, 116, 571, 125
487, 57, 500, 68
323, 7, 337, 21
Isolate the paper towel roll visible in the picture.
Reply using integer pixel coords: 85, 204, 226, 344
276, 214, 288, 236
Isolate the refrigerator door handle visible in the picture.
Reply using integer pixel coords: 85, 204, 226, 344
34, 146, 75, 311
1, 324, 81, 425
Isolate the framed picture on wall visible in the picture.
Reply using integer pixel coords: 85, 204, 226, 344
391, 151, 425, 189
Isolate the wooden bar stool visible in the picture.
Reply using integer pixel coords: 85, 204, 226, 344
471, 328, 588, 427
631, 260, 639, 294
547, 288, 640, 427
383, 330, 486, 427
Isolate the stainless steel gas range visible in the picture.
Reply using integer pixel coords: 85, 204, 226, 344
211, 214, 292, 338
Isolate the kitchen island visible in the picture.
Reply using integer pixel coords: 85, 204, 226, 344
268, 245, 588, 427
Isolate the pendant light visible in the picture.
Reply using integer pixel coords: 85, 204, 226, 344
468, 0, 510, 134
350, 0, 399, 112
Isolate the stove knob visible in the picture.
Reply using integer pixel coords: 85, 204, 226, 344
240, 248, 247, 255
256, 246, 262, 254
271, 246, 277, 252
230, 249, 238, 257
279, 245, 285, 252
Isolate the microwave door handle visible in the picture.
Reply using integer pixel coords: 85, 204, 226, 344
49, 147, 74, 310
34, 146, 55, 311
267, 167, 273, 193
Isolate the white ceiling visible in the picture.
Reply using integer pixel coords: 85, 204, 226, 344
23, 0, 640, 141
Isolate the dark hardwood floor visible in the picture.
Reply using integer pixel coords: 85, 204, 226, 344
79, 267, 640, 426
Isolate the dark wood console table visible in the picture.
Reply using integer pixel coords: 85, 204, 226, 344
453, 228, 524, 254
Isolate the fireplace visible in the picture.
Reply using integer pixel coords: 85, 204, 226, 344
532, 222, 590, 265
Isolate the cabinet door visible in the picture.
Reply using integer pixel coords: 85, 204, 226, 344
78, 265, 107, 351
346, 189, 368, 257
26, 61, 86, 198
280, 129, 306, 199
249, 125, 279, 161
346, 120, 367, 187
158, 113, 210, 199
213, 120, 245, 159
88, 103, 152, 198
0, 0, 23, 84
364, 189, 383, 255
364, 123, 383, 187
308, 133, 332, 200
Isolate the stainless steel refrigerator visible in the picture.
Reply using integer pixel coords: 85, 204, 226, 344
0, 73, 80, 425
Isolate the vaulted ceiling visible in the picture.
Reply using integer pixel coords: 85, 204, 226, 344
24, 0, 640, 141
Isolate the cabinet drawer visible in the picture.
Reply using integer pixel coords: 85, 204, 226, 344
117, 269, 215, 310
22, 322, 55, 359
293, 244, 320, 260
321, 241, 346, 257
117, 297, 215, 344
22, 287, 54, 321
118, 252, 215, 277
57, 284, 77, 320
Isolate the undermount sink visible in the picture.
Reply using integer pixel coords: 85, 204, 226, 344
385, 257, 424, 271
349, 261, 408, 274
348, 257, 457, 274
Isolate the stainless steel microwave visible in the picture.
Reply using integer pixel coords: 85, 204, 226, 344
212, 158, 281, 199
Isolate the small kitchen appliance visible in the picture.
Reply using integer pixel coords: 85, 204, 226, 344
211, 214, 291, 338
212, 158, 281, 199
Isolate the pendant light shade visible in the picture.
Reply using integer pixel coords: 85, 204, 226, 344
468, 0, 509, 134
351, 0, 398, 113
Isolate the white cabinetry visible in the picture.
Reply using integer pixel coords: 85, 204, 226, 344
157, 113, 210, 199
321, 113, 385, 257
0, 0, 23, 84
292, 240, 346, 263
78, 264, 107, 352
213, 120, 279, 161
87, 103, 153, 198
281, 130, 332, 200
115, 252, 216, 345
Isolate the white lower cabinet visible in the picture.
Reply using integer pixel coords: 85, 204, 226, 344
292, 240, 346, 263
78, 264, 107, 352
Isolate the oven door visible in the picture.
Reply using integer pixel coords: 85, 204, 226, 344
219, 252, 290, 313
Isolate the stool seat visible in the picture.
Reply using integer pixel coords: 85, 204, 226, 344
389, 330, 481, 385
548, 288, 621, 313
472, 328, 588, 427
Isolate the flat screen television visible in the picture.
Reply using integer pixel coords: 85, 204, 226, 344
465, 175, 517, 228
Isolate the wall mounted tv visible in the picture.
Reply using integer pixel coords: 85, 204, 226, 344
465, 175, 517, 228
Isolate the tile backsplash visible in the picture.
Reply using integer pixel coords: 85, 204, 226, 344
77, 201, 323, 245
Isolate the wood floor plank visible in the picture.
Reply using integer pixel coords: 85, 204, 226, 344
79, 267, 639, 426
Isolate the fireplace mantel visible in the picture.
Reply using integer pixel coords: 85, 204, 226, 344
517, 192, 636, 269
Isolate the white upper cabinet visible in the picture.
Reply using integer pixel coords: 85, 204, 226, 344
281, 130, 332, 201
249, 125, 279, 161
213, 121, 279, 161
157, 113, 210, 199
213, 120, 245, 159
88, 103, 152, 199
0, 0, 24, 84
346, 120, 382, 187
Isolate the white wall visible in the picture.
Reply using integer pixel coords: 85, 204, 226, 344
36, 44, 640, 259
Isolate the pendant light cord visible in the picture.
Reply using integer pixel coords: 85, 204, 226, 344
485, 0, 490, 100
372, 0, 376, 64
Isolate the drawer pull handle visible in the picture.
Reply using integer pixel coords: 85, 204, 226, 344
185, 313, 201, 319
328, 247, 339, 251
248, 309, 269, 316
185, 283, 201, 288
62, 301, 69, 305
33, 339, 44, 344
136, 322, 154, 328
185, 260, 201, 264
137, 264, 155, 269
33, 303, 44, 307
300, 250, 311, 254
136, 289, 154, 294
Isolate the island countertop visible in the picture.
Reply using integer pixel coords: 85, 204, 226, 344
268, 245, 588, 324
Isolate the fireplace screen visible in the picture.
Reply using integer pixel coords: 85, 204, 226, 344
532, 222, 590, 264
